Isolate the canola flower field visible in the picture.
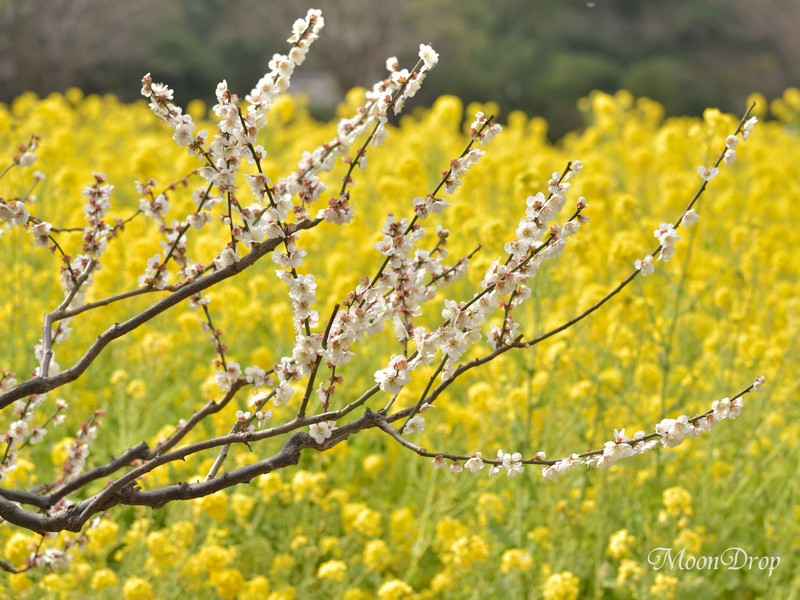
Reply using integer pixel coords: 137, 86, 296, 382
1, 86, 799, 599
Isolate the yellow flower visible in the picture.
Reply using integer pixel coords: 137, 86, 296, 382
168, 520, 195, 548
123, 577, 154, 600
231, 491, 256, 524
91, 568, 119, 591
270, 553, 296, 579
191, 490, 228, 522
500, 548, 533, 574
125, 378, 147, 400
240, 576, 271, 600
430, 569, 459, 593
433, 516, 468, 553
674, 528, 703, 555
542, 571, 581, 600
343, 589, 374, 600
320, 536, 341, 558
477, 492, 507, 525
3, 457, 35, 487
291, 469, 328, 502
615, 559, 642, 586
363, 539, 392, 572
211, 568, 246, 600
290, 534, 309, 551
449, 535, 490, 568
110, 368, 129, 385
607, 529, 636, 560
377, 579, 415, 600
4, 532, 36, 566
87, 518, 120, 553
267, 587, 297, 600
317, 559, 347, 582
650, 573, 679, 599
662, 486, 693, 518
362, 453, 385, 477
258, 472, 285, 502
342, 502, 383, 538
51, 437, 75, 466
390, 507, 417, 548
528, 526, 550, 547
39, 573, 63, 593
8, 573, 32, 594
145, 530, 181, 572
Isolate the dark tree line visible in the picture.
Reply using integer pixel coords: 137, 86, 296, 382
1, 0, 795, 136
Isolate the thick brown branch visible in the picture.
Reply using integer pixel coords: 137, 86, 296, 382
0, 408, 385, 534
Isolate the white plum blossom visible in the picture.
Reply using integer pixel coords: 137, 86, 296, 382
635, 254, 655, 276
489, 449, 524, 477
309, 420, 336, 444
542, 454, 584, 479
244, 366, 267, 388
655, 415, 693, 448
256, 410, 272, 428
654, 222, 680, 262
29, 221, 52, 247
712, 396, 743, 420
8, 420, 29, 442
742, 116, 757, 141
0, 199, 30, 226
273, 381, 295, 406
213, 247, 240, 271
138, 254, 168, 289
405, 416, 425, 434
419, 44, 439, 70
682, 209, 699, 228
374, 354, 411, 394
596, 429, 636, 469
214, 362, 242, 392
698, 165, 719, 181
18, 152, 37, 167
464, 453, 485, 472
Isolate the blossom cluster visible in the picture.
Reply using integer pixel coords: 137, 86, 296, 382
635, 114, 758, 274
423, 376, 764, 480
541, 376, 762, 478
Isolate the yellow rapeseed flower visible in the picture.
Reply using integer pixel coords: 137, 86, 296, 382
342, 502, 383, 538
91, 568, 120, 591
377, 579, 415, 600
123, 577, 154, 600
674, 528, 703, 555
363, 539, 392, 572
542, 570, 581, 600
191, 490, 228, 521
211, 568, 247, 600
607, 529, 636, 560
267, 587, 297, 600
500, 548, 534, 574
343, 589, 374, 600
662, 486, 693, 518
650, 573, 679, 599
616, 559, 642, 586
231, 491, 256, 524
317, 559, 348, 581
240, 576, 271, 600
3, 532, 35, 566
87, 518, 120, 553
